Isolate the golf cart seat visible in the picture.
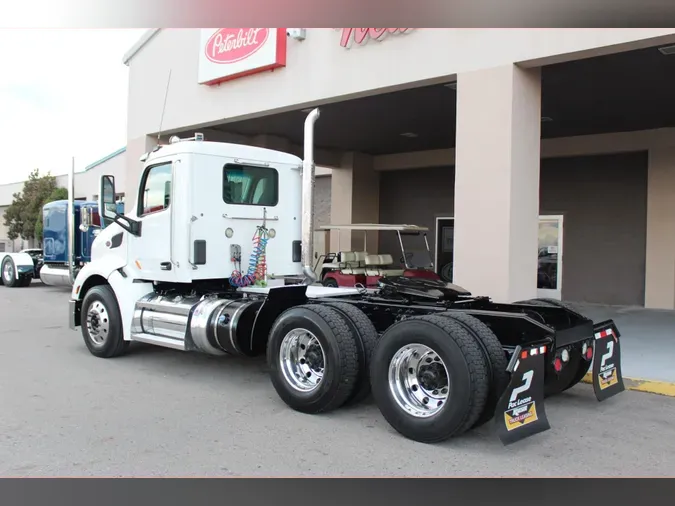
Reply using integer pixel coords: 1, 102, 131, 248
365, 254, 405, 277
339, 251, 367, 275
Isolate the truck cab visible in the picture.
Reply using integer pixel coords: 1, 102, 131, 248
90, 135, 305, 288
39, 200, 100, 286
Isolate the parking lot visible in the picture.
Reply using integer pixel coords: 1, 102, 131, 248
1, 282, 675, 477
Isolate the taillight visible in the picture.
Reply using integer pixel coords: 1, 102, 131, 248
561, 348, 570, 363
581, 341, 593, 361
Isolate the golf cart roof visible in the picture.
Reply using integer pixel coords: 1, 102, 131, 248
319, 223, 429, 232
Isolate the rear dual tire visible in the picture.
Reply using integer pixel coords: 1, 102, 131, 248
266, 303, 376, 414
369, 314, 492, 444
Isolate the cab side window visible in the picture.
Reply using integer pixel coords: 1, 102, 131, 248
138, 163, 172, 216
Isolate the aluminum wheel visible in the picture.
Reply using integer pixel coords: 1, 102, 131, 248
279, 328, 326, 392
389, 343, 450, 418
3, 260, 13, 283
86, 300, 110, 345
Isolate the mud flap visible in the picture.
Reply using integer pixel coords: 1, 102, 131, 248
248, 285, 309, 356
592, 320, 625, 401
494, 344, 551, 445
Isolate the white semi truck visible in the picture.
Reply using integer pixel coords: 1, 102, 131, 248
68, 109, 625, 445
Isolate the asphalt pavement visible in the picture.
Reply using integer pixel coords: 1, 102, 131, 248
1, 282, 674, 477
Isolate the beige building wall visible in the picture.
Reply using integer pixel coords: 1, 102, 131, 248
326, 128, 675, 309
123, 28, 675, 205
122, 28, 675, 308
646, 147, 675, 309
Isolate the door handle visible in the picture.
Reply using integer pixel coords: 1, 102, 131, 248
160, 262, 172, 271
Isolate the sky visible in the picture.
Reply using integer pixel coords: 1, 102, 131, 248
0, 28, 145, 184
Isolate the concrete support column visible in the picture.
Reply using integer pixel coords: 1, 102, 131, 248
645, 147, 675, 309
453, 64, 542, 303
124, 135, 159, 211
330, 152, 380, 253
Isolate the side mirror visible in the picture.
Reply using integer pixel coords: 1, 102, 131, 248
99, 175, 117, 228
79, 207, 92, 232
97, 174, 142, 236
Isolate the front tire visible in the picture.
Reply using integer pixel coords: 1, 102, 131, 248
370, 315, 490, 444
2, 256, 19, 287
81, 284, 129, 358
267, 304, 360, 414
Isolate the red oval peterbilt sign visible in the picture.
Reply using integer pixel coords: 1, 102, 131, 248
205, 28, 269, 64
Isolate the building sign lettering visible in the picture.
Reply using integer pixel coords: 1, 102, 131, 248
198, 28, 287, 85
339, 28, 413, 48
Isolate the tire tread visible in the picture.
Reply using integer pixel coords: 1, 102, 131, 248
268, 304, 360, 414
405, 314, 490, 440
322, 301, 379, 405
82, 284, 129, 359
438, 312, 509, 429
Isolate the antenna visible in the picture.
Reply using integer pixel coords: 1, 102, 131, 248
157, 68, 172, 143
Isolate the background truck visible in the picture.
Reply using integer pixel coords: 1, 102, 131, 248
68, 109, 625, 446
1, 162, 124, 288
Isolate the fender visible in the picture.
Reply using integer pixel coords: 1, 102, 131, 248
69, 258, 154, 341
1, 252, 36, 280
70, 255, 128, 301
106, 269, 154, 341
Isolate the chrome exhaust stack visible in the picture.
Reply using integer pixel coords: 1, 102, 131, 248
301, 108, 320, 285
67, 156, 76, 285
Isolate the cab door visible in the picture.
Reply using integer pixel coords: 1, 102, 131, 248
127, 160, 175, 281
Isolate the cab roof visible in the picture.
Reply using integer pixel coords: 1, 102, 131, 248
143, 139, 302, 168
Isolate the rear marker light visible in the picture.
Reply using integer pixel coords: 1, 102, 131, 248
586, 347, 593, 360
554, 358, 563, 372
561, 349, 570, 363
521, 351, 528, 359
594, 328, 613, 339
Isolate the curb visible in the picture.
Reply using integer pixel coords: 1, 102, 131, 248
582, 372, 675, 397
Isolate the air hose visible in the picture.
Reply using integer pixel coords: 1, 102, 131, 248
229, 226, 269, 288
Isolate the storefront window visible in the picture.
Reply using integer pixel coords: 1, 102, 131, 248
222, 164, 278, 207
538, 220, 560, 290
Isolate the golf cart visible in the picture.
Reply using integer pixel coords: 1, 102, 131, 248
315, 223, 441, 288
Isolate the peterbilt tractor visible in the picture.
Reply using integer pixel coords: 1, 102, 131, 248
1, 163, 124, 289
68, 109, 624, 445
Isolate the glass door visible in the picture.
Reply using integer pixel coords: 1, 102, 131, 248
435, 217, 454, 282
537, 215, 564, 300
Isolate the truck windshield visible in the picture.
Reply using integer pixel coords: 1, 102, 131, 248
223, 164, 279, 207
